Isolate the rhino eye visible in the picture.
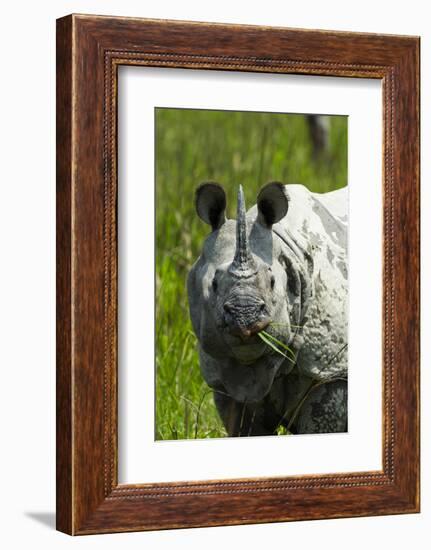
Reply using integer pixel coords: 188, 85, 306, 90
212, 278, 218, 293
270, 275, 275, 290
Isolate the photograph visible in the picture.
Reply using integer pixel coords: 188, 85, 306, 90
155, 107, 349, 439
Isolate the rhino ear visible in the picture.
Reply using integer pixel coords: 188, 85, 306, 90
195, 182, 227, 231
257, 182, 289, 227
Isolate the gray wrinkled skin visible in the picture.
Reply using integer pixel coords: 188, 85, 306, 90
187, 183, 348, 436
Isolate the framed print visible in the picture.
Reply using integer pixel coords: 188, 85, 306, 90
56, 14, 420, 534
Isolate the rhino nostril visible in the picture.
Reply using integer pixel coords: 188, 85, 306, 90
224, 303, 232, 314
259, 302, 266, 313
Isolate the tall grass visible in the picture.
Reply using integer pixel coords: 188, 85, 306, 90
155, 108, 347, 440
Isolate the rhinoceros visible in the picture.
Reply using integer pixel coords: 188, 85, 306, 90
187, 182, 348, 436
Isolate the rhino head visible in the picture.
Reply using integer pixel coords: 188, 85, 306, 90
187, 182, 304, 403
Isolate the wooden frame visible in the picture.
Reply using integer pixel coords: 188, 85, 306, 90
56, 14, 420, 535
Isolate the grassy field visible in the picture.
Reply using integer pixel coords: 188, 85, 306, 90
155, 108, 347, 440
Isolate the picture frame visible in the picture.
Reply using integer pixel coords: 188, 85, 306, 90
56, 14, 420, 535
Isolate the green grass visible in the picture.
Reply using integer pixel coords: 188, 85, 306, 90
257, 329, 297, 363
155, 108, 347, 440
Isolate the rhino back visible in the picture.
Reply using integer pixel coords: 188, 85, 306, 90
270, 184, 348, 380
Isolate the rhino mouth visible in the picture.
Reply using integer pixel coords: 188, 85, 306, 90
229, 318, 271, 339
228, 326, 294, 364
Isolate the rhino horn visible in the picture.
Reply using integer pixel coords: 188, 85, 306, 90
229, 185, 257, 278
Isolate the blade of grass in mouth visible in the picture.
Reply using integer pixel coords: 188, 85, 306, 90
260, 330, 296, 359
258, 332, 296, 364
